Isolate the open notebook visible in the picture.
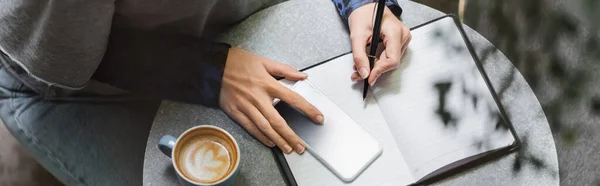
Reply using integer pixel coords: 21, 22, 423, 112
273, 15, 520, 186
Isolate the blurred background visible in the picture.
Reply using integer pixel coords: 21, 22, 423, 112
0, 0, 598, 185
415, 0, 599, 185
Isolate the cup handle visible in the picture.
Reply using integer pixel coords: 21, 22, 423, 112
158, 135, 177, 158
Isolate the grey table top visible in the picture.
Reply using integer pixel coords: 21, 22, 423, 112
143, 0, 559, 185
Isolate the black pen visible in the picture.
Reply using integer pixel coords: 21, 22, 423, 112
363, 0, 386, 99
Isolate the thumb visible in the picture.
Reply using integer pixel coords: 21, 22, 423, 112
351, 33, 372, 79
263, 60, 307, 81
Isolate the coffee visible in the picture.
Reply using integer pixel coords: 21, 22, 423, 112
174, 127, 239, 184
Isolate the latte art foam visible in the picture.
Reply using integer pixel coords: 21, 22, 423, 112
180, 138, 232, 182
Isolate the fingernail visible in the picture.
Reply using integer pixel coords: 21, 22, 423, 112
316, 115, 324, 124
359, 67, 369, 79
351, 74, 360, 81
370, 79, 377, 86
298, 72, 308, 78
296, 144, 305, 154
267, 141, 275, 147
284, 144, 293, 154
370, 74, 380, 86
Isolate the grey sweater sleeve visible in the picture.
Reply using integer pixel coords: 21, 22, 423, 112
0, 0, 115, 89
0, 0, 230, 106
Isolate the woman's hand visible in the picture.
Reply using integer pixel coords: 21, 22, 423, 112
219, 48, 324, 154
348, 3, 412, 85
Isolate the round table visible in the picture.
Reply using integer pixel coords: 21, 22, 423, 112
143, 0, 559, 185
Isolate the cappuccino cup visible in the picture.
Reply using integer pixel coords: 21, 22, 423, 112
159, 125, 240, 186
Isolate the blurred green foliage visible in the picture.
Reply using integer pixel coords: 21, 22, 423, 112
416, 0, 599, 182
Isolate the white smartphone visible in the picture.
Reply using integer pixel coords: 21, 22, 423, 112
274, 80, 382, 182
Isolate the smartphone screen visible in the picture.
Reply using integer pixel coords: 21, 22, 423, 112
275, 80, 382, 182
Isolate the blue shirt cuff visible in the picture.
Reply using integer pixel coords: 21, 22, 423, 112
332, 0, 403, 21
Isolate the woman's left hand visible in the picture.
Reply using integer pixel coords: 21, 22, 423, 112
348, 3, 412, 85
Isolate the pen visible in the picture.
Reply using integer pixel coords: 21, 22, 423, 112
363, 0, 386, 99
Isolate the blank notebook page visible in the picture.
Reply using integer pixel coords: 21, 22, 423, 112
371, 17, 515, 179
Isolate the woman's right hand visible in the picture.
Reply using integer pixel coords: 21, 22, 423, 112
219, 48, 324, 154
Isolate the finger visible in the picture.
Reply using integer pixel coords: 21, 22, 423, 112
402, 29, 413, 45
368, 58, 397, 86
393, 33, 411, 68
400, 33, 411, 57
228, 108, 275, 147
239, 99, 294, 154
381, 25, 408, 63
351, 72, 361, 81
350, 32, 372, 79
254, 99, 306, 154
401, 43, 409, 58
272, 84, 324, 125
263, 60, 307, 81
